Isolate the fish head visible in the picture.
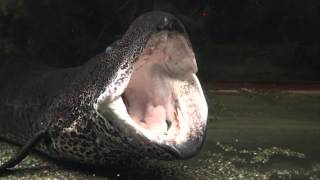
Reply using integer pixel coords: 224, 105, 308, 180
95, 12, 208, 160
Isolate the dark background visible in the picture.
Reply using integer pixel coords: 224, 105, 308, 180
1, 0, 320, 81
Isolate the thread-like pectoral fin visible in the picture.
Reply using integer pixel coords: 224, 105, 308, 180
0, 130, 47, 173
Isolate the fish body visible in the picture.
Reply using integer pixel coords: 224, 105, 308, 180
0, 11, 208, 165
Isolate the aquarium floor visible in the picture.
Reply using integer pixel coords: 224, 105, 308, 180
1, 90, 320, 179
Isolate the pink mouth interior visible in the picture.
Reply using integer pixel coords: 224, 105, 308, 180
122, 54, 178, 134
121, 31, 197, 135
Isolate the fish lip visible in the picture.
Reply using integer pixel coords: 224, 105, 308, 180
171, 132, 206, 159
157, 144, 181, 158
159, 128, 207, 159
157, 137, 205, 159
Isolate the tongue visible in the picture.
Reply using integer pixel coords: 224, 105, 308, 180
142, 105, 167, 133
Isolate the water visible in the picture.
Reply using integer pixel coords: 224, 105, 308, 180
1, 89, 320, 179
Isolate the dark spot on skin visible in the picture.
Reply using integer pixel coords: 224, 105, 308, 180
60, 139, 66, 145
72, 151, 83, 158
43, 136, 52, 146
91, 133, 97, 139
72, 147, 78, 152
156, 151, 161, 156
61, 134, 68, 139
62, 145, 69, 150
146, 148, 152, 153
81, 141, 89, 147
78, 134, 87, 140
72, 140, 79, 146
67, 141, 73, 146
82, 128, 90, 134
97, 142, 104, 148
86, 151, 93, 157
77, 154, 85, 159
97, 127, 104, 133
94, 154, 100, 160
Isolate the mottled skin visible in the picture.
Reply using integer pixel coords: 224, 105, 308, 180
0, 11, 206, 165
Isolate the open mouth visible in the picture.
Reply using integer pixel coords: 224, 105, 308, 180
96, 30, 208, 159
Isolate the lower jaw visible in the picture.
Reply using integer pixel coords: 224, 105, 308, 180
109, 96, 183, 144
96, 74, 207, 159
